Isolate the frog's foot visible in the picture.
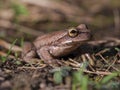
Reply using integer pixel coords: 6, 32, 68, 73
44, 59, 62, 67
22, 42, 37, 62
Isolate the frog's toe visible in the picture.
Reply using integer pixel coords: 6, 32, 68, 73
45, 59, 62, 67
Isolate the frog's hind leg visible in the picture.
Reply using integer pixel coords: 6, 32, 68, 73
37, 46, 62, 66
22, 42, 37, 61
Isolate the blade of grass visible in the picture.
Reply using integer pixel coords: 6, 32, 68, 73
6, 39, 18, 58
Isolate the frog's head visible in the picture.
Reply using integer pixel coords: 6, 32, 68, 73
61, 24, 91, 45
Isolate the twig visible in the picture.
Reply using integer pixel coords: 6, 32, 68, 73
0, 51, 16, 59
99, 54, 119, 71
0, 39, 22, 52
95, 48, 110, 55
61, 59, 83, 68
81, 54, 95, 71
73, 68, 113, 75
84, 70, 112, 75
13, 24, 44, 36
85, 53, 95, 66
17, 64, 47, 70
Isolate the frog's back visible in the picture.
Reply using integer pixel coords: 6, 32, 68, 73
33, 30, 67, 48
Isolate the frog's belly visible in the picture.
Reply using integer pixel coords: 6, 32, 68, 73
49, 45, 79, 57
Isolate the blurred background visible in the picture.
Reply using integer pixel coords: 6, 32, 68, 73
0, 0, 120, 43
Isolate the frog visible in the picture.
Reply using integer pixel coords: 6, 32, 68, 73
22, 24, 91, 65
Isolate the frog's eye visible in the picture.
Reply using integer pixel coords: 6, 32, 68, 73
68, 28, 78, 37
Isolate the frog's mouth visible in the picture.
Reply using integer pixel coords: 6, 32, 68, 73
60, 39, 88, 46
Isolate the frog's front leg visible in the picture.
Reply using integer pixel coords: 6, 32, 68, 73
22, 42, 36, 61
37, 46, 61, 65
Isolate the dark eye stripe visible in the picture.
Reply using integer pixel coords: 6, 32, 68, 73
70, 29, 77, 33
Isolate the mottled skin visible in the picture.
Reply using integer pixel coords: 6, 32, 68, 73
22, 24, 91, 64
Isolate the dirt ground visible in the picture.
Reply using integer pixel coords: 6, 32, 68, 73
0, 41, 120, 90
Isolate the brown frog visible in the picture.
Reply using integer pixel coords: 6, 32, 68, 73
22, 24, 91, 64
